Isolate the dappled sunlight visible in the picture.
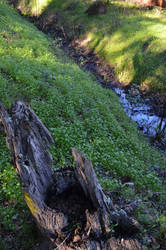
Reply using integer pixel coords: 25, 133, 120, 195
30, 0, 52, 16
3, 0, 166, 92
12, 0, 166, 92
147, 23, 166, 39
81, 9, 166, 86
17, 0, 86, 16
17, 0, 52, 16
0, 2, 166, 248
1, 2, 166, 199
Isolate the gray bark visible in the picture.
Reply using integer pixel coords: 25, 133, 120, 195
0, 101, 144, 249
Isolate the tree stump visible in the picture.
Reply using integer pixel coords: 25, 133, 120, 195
0, 101, 144, 249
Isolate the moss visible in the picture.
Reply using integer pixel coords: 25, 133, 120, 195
24, 193, 37, 216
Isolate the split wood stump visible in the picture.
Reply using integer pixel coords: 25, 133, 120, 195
0, 101, 144, 249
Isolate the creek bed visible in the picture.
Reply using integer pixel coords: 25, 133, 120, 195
60, 39, 166, 152
114, 87, 165, 136
32, 15, 166, 152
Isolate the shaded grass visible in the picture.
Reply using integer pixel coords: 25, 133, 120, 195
0, 0, 166, 248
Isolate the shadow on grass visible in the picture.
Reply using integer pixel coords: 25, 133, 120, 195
132, 39, 166, 91
9, 0, 166, 93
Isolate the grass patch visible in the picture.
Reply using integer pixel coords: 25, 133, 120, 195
0, 0, 166, 248
15, 0, 166, 95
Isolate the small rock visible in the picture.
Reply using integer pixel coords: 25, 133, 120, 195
124, 200, 141, 214
73, 235, 81, 243
123, 182, 135, 187
70, 83, 74, 89
119, 209, 127, 217
154, 165, 160, 171
131, 88, 140, 96
151, 236, 157, 244
120, 175, 132, 184
145, 235, 152, 244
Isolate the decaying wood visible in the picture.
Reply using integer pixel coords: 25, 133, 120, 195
0, 101, 144, 249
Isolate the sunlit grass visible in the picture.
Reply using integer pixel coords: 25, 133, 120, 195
0, 0, 164, 196
0, 1, 166, 248
16, 0, 166, 94
82, 2, 166, 91
0, 0, 164, 192
17, 0, 52, 16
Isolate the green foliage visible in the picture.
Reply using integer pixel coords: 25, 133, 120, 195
0, 164, 21, 201
18, 0, 166, 95
0, 1, 165, 248
157, 215, 166, 233
0, 240, 6, 250
100, 178, 120, 191
0, 206, 19, 231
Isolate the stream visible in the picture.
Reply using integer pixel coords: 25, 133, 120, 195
59, 40, 166, 152
33, 18, 166, 152
113, 87, 166, 139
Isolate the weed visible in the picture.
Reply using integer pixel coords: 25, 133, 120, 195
17, 0, 166, 95
0, 1, 165, 248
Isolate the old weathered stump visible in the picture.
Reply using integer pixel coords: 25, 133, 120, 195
0, 101, 144, 249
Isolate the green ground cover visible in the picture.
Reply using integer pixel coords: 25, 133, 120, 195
16, 0, 166, 96
0, 1, 166, 248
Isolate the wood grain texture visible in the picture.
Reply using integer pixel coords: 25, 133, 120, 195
0, 101, 144, 249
